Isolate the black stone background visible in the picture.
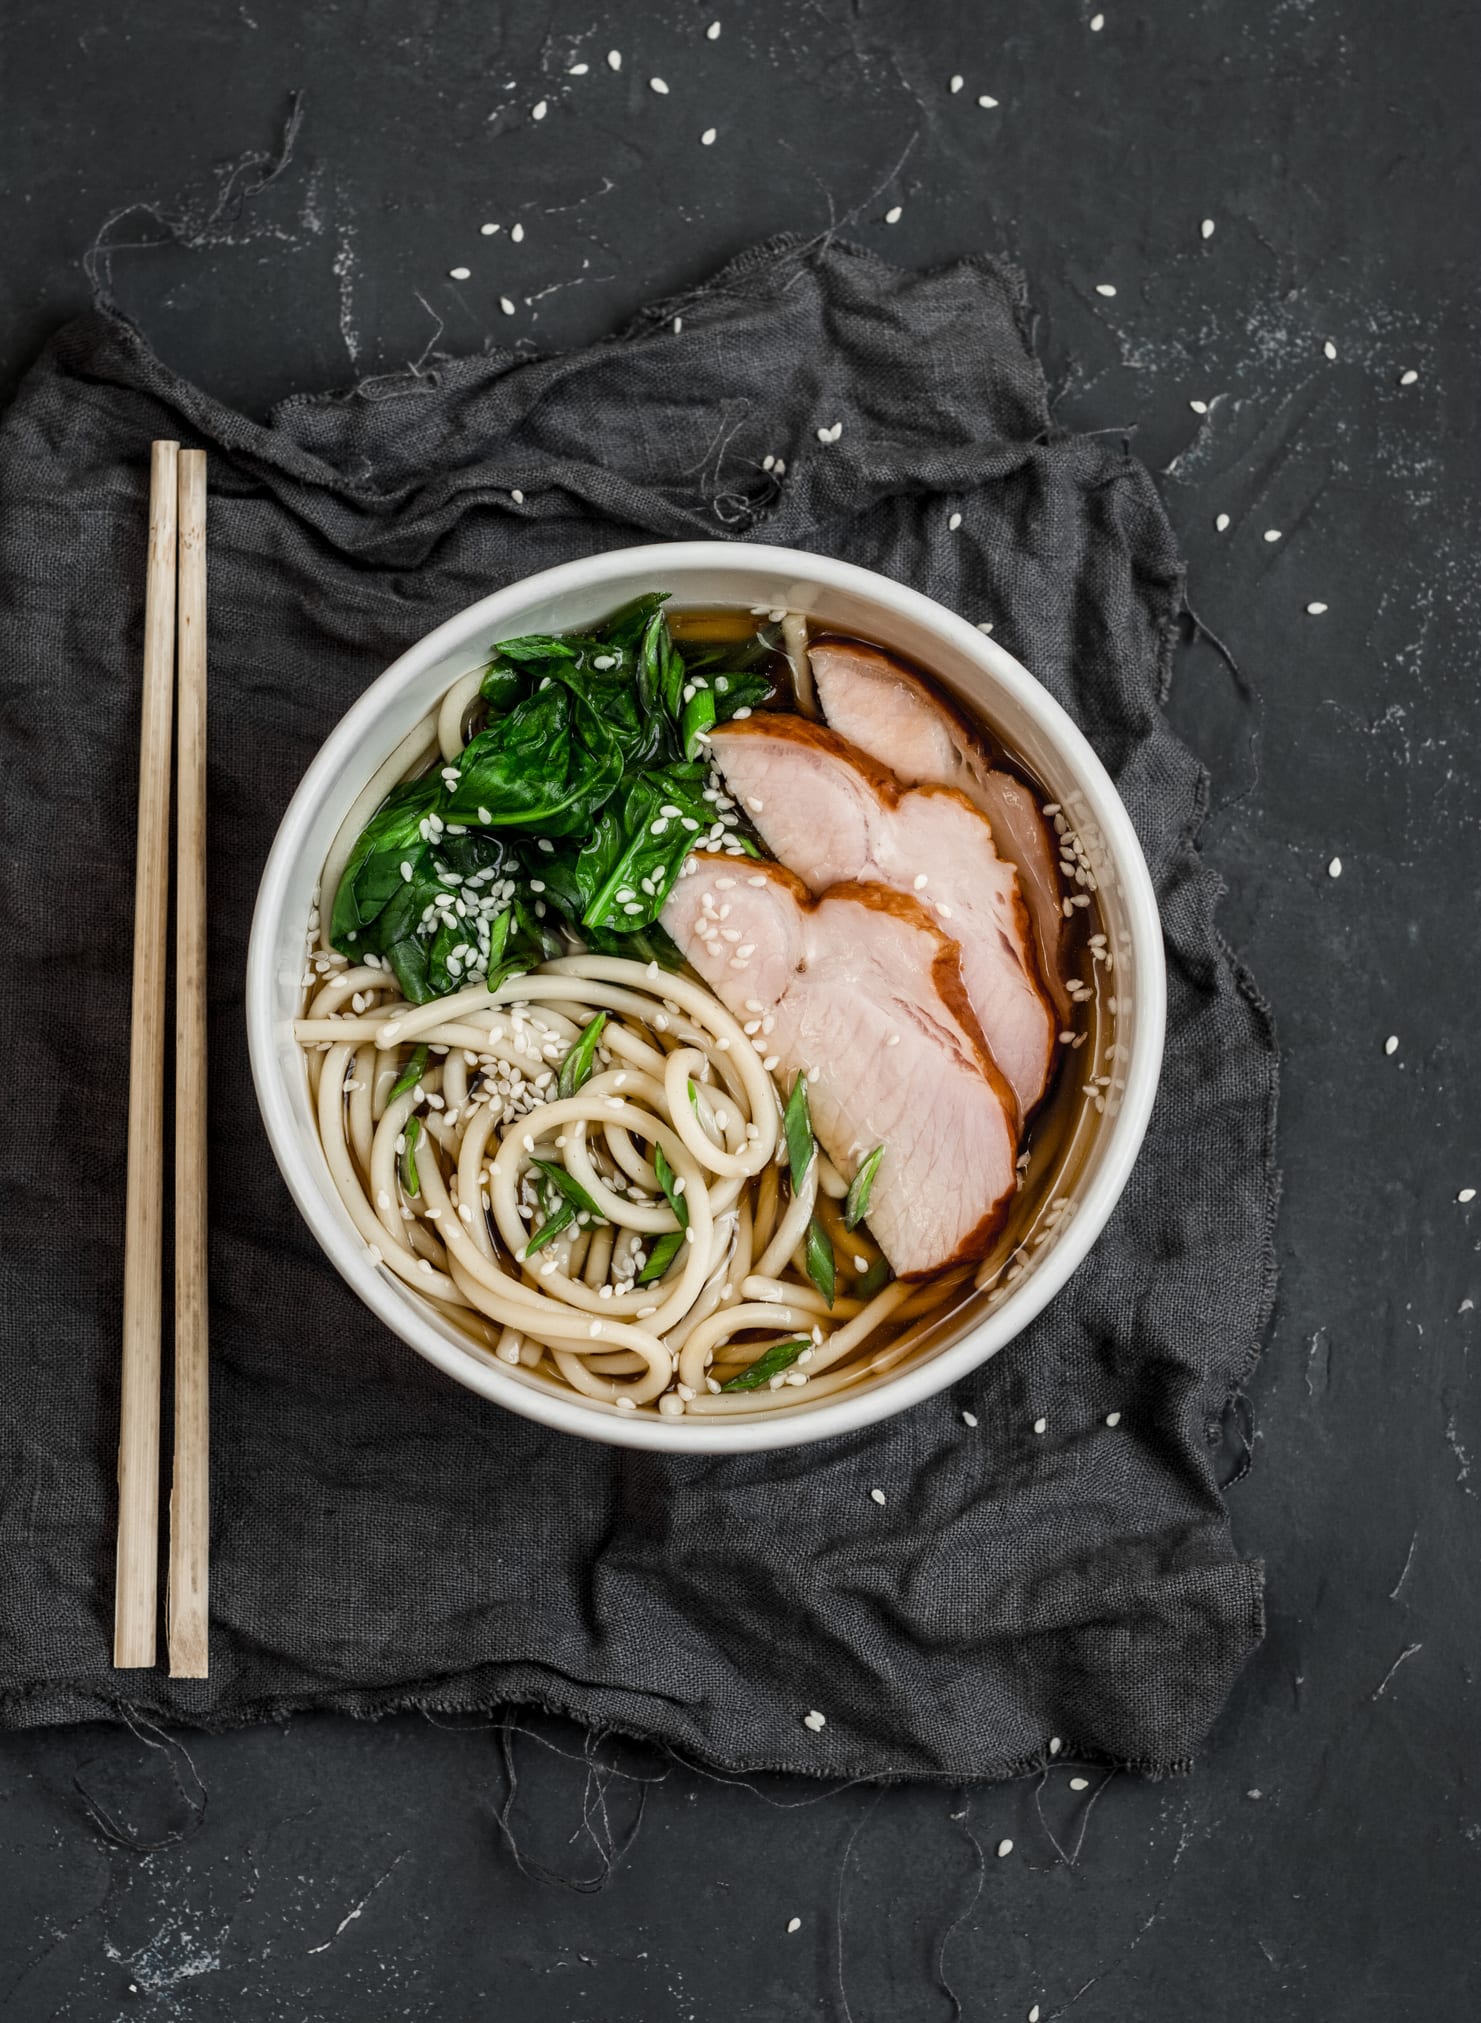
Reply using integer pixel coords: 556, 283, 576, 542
1, 1, 1477, 2017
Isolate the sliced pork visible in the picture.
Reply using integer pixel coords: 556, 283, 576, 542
810, 637, 1071, 1019
711, 716, 1056, 1118
662, 856, 1018, 1275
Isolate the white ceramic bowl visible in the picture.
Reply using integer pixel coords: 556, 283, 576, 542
248, 543, 1165, 1451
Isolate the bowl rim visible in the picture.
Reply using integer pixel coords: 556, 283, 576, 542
247, 539, 1166, 1451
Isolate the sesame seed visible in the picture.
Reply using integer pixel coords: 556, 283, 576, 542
869, 1487, 886, 1506
762, 1055, 780, 1072
1398, 368, 1419, 386
1460, 1189, 1477, 1204
701, 126, 716, 145
511, 222, 525, 243
1215, 512, 1230, 531
510, 488, 524, 504
1307, 601, 1329, 615
448, 266, 471, 281
787, 1917, 801, 1934
1049, 1736, 1062, 1755
1033, 1417, 1047, 1434
1384, 1035, 1399, 1056
885, 204, 902, 224
1090, 12, 1105, 29
885, 1033, 900, 1048
962, 1410, 977, 1427
978, 94, 999, 108
500, 296, 516, 316
950, 73, 964, 92
996, 1838, 1013, 1858
1095, 282, 1117, 297
948, 510, 962, 530
707, 20, 721, 39
1200, 216, 1214, 238
480, 222, 499, 236
1189, 399, 1209, 415
747, 796, 764, 812
1070, 1777, 1090, 1791
607, 48, 621, 69
803, 1709, 827, 1731
568, 63, 588, 76
1328, 856, 1342, 878
1105, 1410, 1121, 1427
532, 99, 547, 120
1264, 528, 1282, 543
1324, 339, 1338, 360
650, 76, 669, 93
1030, 2009, 1041, 2023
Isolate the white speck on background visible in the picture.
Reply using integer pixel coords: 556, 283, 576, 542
1307, 601, 1328, 614
1328, 856, 1343, 878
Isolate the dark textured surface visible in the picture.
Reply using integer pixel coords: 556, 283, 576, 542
0, 2, 1476, 2018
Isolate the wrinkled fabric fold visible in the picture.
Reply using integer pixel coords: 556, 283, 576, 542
0, 236, 1276, 1778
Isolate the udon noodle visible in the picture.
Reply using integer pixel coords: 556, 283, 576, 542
297, 948, 958, 1414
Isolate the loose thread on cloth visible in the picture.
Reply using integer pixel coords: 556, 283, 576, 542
934, 1790, 987, 2022
72, 1707, 209, 1853
83, 93, 305, 313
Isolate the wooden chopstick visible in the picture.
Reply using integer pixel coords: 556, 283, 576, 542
168, 449, 210, 1678
114, 439, 179, 1669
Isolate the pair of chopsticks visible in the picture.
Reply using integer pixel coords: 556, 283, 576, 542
114, 441, 210, 1678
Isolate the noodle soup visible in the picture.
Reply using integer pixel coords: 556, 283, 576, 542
294, 597, 1114, 1420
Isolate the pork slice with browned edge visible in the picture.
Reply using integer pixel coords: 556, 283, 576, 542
710, 715, 1056, 1118
661, 855, 1019, 1276
809, 636, 1071, 1020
